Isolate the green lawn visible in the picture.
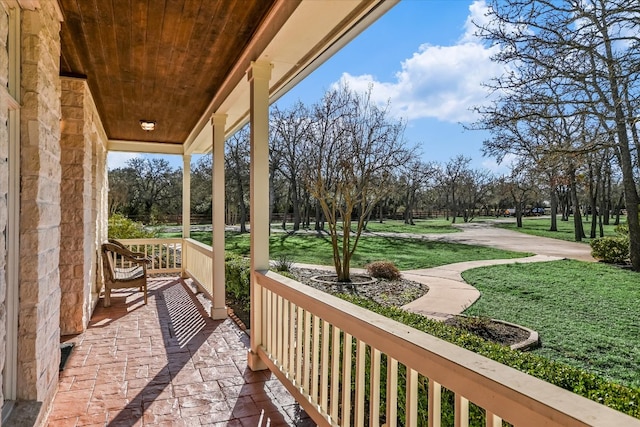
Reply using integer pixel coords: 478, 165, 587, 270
271, 218, 460, 234
495, 217, 626, 244
161, 230, 529, 270
461, 260, 640, 388
362, 219, 460, 234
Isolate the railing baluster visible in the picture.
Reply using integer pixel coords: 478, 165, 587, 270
354, 339, 366, 427
386, 356, 398, 427
303, 310, 312, 395
320, 320, 330, 411
262, 287, 271, 354
406, 368, 418, 427
330, 325, 341, 423
296, 306, 304, 386
455, 394, 469, 427
288, 302, 296, 377
278, 298, 289, 372
370, 348, 381, 427
311, 315, 320, 403
266, 289, 273, 357
341, 333, 352, 427
485, 411, 502, 427
428, 380, 441, 427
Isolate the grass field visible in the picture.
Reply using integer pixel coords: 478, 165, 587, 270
495, 216, 626, 244
270, 218, 460, 234
461, 259, 640, 388
160, 229, 529, 270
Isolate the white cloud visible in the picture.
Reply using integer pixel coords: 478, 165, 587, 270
482, 152, 517, 174
338, 0, 504, 124
107, 152, 140, 170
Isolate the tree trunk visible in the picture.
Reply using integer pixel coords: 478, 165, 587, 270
550, 187, 558, 232
569, 173, 584, 242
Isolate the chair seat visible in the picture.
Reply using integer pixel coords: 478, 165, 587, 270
113, 265, 145, 281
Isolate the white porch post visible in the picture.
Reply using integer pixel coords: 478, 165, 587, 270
247, 60, 272, 371
211, 114, 228, 319
181, 154, 191, 278
182, 154, 191, 239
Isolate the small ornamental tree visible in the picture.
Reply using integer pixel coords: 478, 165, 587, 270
304, 84, 412, 282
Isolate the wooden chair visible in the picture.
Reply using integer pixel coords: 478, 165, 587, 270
101, 240, 151, 307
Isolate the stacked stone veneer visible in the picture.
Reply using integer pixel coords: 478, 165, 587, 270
0, 2, 9, 410
18, 0, 62, 407
59, 77, 108, 335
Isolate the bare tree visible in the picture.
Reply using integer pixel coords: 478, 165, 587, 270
304, 85, 412, 281
440, 155, 472, 223
400, 160, 437, 225
270, 102, 312, 231
226, 127, 250, 232
474, 0, 640, 267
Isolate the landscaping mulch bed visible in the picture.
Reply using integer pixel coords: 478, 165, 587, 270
443, 316, 531, 347
291, 267, 428, 308
229, 267, 532, 348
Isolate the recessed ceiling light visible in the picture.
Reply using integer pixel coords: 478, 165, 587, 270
140, 120, 156, 131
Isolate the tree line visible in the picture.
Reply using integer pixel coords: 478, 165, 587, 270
108, 86, 626, 240
469, 0, 640, 270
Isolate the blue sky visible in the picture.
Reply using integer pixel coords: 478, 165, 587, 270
109, 0, 510, 173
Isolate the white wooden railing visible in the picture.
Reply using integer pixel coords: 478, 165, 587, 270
255, 270, 640, 427
109, 239, 639, 426
113, 238, 182, 274
181, 237, 214, 298
116, 237, 214, 298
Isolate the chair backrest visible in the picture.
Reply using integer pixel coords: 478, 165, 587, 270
101, 243, 119, 281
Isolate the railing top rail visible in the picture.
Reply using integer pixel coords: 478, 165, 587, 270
183, 238, 213, 255
115, 237, 183, 245
257, 270, 639, 427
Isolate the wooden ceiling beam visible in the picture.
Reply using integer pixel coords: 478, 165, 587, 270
108, 140, 184, 155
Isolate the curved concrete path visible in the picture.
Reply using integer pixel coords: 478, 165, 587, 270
400, 254, 562, 320
394, 220, 595, 319
299, 219, 597, 320
365, 219, 596, 262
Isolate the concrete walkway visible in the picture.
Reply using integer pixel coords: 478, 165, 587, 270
299, 219, 596, 320
364, 219, 596, 263
396, 220, 595, 319
401, 254, 562, 320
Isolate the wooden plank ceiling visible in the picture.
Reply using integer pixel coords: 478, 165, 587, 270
59, 0, 278, 145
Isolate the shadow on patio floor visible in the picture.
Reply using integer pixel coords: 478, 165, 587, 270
46, 277, 315, 426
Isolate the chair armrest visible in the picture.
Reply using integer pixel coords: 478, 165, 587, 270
102, 243, 150, 266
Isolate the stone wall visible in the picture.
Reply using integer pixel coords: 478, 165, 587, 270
0, 2, 10, 410
18, 0, 62, 406
59, 77, 108, 335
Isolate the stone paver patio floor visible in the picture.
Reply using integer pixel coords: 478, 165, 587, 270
46, 277, 314, 426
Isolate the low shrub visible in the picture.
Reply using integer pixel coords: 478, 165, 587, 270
225, 253, 250, 306
590, 236, 629, 264
339, 295, 640, 422
365, 260, 401, 280
108, 213, 156, 239
273, 254, 294, 272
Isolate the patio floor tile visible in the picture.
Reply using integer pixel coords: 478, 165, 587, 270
46, 277, 315, 426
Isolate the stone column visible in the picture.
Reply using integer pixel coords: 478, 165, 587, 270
247, 60, 271, 371
0, 3, 12, 407
59, 77, 108, 335
18, 1, 62, 405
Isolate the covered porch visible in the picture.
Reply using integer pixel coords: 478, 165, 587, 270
48, 276, 313, 426
2, 0, 639, 425
48, 238, 640, 426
